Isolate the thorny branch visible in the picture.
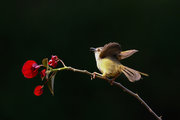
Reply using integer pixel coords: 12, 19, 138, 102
51, 59, 162, 120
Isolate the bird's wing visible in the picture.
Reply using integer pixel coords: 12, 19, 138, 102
99, 42, 121, 59
117, 49, 138, 60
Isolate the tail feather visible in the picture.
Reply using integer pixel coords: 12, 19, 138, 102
120, 65, 147, 82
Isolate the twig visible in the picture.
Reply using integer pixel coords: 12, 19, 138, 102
58, 58, 66, 67
51, 65, 162, 120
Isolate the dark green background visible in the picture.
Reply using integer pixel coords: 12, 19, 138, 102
1, 0, 179, 120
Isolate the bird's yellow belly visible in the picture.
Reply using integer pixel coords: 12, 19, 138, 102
97, 58, 121, 77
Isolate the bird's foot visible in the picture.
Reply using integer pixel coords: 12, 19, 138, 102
109, 78, 115, 85
109, 74, 120, 85
91, 72, 102, 80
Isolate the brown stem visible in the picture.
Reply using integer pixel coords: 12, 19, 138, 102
62, 66, 162, 120
57, 58, 66, 67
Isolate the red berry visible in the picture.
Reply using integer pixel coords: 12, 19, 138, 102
48, 59, 57, 68
40, 69, 46, 80
22, 60, 40, 78
48, 59, 52, 65
51, 61, 57, 68
51, 55, 58, 60
34, 85, 43, 96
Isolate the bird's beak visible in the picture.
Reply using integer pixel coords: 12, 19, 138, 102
90, 47, 96, 52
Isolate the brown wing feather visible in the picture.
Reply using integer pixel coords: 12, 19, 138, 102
117, 49, 138, 60
99, 42, 121, 59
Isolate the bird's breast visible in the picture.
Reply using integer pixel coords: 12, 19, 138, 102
96, 57, 121, 77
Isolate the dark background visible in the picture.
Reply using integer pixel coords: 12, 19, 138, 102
1, 0, 179, 120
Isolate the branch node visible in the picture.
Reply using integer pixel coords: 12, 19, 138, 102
83, 70, 88, 73
135, 93, 139, 97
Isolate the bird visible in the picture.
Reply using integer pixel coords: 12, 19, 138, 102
90, 42, 148, 83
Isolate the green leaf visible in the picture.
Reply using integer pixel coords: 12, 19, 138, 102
42, 58, 48, 67
48, 72, 57, 96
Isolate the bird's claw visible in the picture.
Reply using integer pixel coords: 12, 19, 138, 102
109, 74, 120, 85
91, 72, 97, 80
109, 79, 114, 85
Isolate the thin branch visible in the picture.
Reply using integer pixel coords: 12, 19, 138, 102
57, 58, 66, 67
51, 66, 162, 120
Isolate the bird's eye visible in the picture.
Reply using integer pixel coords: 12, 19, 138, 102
97, 49, 100, 52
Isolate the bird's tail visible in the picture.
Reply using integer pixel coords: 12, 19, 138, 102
120, 65, 148, 82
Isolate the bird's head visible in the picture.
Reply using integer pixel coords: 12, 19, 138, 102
90, 47, 103, 60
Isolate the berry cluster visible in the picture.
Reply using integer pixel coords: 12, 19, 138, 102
48, 55, 58, 68
22, 55, 59, 96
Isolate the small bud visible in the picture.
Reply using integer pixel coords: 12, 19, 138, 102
34, 85, 43, 96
